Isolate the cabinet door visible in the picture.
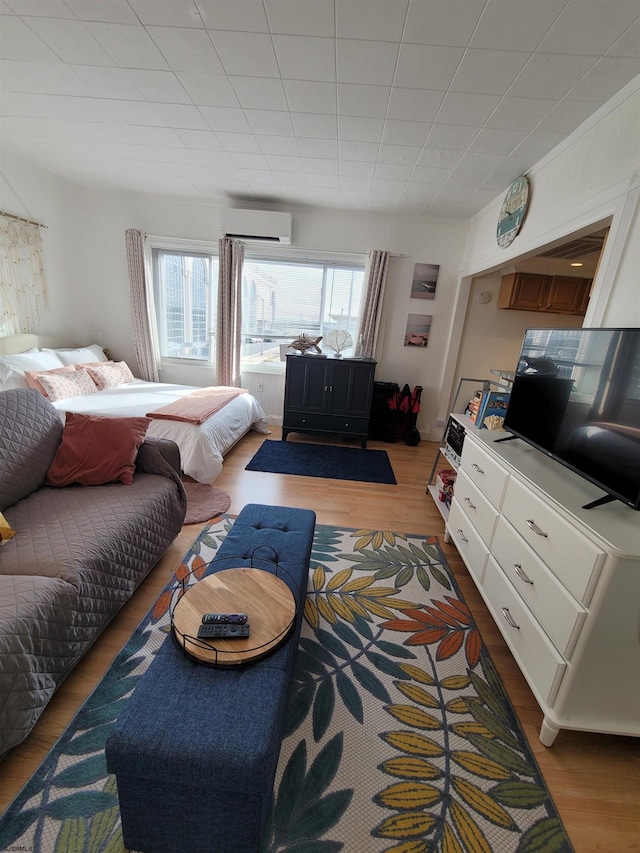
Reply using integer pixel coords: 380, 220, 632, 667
498, 273, 550, 310
284, 357, 329, 413
546, 276, 590, 314
330, 361, 375, 416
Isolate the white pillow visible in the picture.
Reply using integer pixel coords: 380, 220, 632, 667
0, 350, 65, 390
44, 344, 109, 366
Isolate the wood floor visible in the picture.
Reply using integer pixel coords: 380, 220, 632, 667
1, 429, 638, 852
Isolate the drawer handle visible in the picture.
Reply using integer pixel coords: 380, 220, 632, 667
501, 607, 520, 629
464, 497, 476, 509
513, 563, 534, 585
456, 529, 468, 543
471, 463, 484, 474
526, 519, 548, 537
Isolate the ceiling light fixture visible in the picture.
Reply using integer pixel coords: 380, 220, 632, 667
571, 262, 584, 267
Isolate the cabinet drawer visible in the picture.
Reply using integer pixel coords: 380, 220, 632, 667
284, 412, 369, 435
483, 556, 567, 706
492, 516, 587, 658
447, 499, 489, 586
454, 468, 499, 546
460, 439, 508, 509
502, 477, 604, 603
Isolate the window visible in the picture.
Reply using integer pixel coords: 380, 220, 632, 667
151, 242, 365, 369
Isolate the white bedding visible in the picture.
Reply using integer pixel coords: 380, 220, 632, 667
53, 380, 269, 483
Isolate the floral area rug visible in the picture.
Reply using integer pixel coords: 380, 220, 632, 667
0, 518, 573, 853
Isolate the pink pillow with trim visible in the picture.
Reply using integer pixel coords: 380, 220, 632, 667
45, 412, 151, 486
25, 364, 78, 397
85, 361, 135, 390
37, 367, 97, 402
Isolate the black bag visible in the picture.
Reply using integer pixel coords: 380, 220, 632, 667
368, 381, 400, 442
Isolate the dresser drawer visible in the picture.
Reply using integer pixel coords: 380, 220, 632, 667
447, 499, 489, 586
502, 477, 605, 603
283, 412, 369, 435
492, 516, 587, 658
460, 439, 508, 509
483, 556, 567, 706
453, 468, 499, 546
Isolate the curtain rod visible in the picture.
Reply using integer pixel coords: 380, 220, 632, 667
1, 210, 47, 229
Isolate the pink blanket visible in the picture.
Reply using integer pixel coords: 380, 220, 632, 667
148, 386, 248, 425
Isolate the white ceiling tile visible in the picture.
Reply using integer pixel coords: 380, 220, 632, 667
336, 39, 398, 86
199, 106, 251, 132
86, 22, 170, 69
302, 158, 339, 175
3, 91, 116, 122
243, 171, 280, 184
147, 26, 224, 73
229, 76, 287, 110
374, 163, 413, 181
105, 123, 183, 146
485, 96, 558, 131
607, 17, 640, 57
158, 146, 199, 164
455, 151, 506, 173
395, 44, 465, 90
338, 139, 379, 161
378, 144, 420, 165
538, 0, 640, 55
306, 173, 340, 188
72, 65, 144, 99
210, 31, 279, 77
265, 153, 304, 172
273, 35, 335, 82
508, 54, 598, 99
0, 16, 61, 61
338, 115, 384, 142
536, 99, 604, 134
5, 0, 73, 17
436, 92, 501, 126
471, 0, 566, 51
282, 79, 336, 114
437, 183, 475, 200
336, 0, 408, 41
371, 178, 404, 194
297, 137, 338, 158
272, 170, 308, 186
425, 123, 482, 149
417, 148, 462, 169
511, 131, 565, 160
66, 0, 144, 24
154, 103, 209, 130
492, 153, 539, 176
290, 112, 337, 138
256, 135, 299, 156
24, 18, 116, 65
340, 190, 372, 205
176, 72, 239, 107
90, 141, 166, 161
215, 132, 261, 152
469, 127, 528, 155
337, 84, 390, 118
480, 173, 512, 191
229, 152, 270, 169
404, 0, 484, 46
193, 149, 234, 166
175, 128, 223, 149
339, 159, 375, 178
340, 175, 373, 192
126, 70, 192, 103
381, 120, 431, 146
0, 59, 49, 93
1, 115, 105, 140
387, 88, 444, 122
245, 109, 294, 135
450, 49, 530, 95
264, 0, 334, 36
129, 0, 204, 27
196, 0, 268, 31
411, 165, 450, 186
566, 56, 640, 101
106, 99, 167, 126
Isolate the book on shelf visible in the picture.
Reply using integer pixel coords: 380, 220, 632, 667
465, 390, 484, 423
476, 391, 511, 428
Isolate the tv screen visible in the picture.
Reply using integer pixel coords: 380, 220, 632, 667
502, 328, 640, 510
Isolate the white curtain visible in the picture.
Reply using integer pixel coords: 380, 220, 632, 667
0, 216, 48, 335
354, 249, 390, 360
216, 237, 244, 387
125, 228, 160, 382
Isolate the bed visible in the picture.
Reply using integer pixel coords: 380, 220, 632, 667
0, 335, 269, 483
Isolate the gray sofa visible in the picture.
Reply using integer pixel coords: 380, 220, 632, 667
0, 388, 188, 757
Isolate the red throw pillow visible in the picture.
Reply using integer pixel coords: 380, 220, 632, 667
45, 412, 151, 487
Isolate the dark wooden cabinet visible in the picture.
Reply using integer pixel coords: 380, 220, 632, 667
498, 272, 591, 315
282, 354, 376, 447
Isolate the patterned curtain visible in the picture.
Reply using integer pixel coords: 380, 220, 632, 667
0, 216, 48, 335
125, 228, 160, 382
216, 237, 244, 386
354, 249, 389, 359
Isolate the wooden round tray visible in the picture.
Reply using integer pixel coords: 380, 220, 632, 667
172, 567, 296, 666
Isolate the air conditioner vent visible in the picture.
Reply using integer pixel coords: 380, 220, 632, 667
220, 209, 292, 245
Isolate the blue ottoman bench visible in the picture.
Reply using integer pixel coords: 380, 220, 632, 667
105, 503, 316, 853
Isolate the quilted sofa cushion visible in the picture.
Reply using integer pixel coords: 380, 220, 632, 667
0, 389, 63, 512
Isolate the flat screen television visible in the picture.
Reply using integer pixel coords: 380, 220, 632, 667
502, 327, 640, 510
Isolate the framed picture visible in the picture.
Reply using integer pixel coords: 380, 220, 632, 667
411, 263, 440, 299
404, 314, 432, 347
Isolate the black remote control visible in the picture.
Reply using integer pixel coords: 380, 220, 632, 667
197, 623, 250, 640
202, 613, 248, 625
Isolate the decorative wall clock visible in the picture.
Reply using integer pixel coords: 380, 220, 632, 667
496, 175, 530, 248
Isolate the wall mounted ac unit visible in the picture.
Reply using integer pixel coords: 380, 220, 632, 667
220, 209, 292, 245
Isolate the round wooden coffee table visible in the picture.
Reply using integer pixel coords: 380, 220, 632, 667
171, 567, 296, 667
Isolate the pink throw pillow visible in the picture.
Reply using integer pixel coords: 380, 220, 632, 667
45, 412, 151, 487
85, 361, 135, 390
37, 367, 97, 402
25, 364, 78, 397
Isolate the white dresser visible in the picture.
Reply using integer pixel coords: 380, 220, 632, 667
445, 428, 640, 746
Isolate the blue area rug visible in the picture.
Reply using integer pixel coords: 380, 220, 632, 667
246, 440, 397, 484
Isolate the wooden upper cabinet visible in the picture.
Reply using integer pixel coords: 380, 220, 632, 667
498, 272, 591, 315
